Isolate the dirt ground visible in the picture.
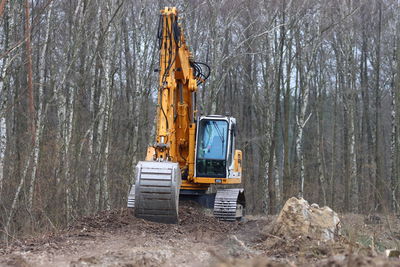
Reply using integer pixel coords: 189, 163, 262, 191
1, 202, 400, 267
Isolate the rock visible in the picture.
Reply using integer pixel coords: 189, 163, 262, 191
269, 197, 341, 242
311, 203, 320, 209
385, 249, 400, 258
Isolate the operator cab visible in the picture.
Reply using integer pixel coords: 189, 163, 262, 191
195, 115, 237, 178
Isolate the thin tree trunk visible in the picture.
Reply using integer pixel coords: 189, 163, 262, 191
391, 77, 397, 212
0, 1, 9, 195
374, 2, 383, 211
24, 0, 35, 142
28, 2, 53, 212
330, 76, 338, 208
268, 7, 285, 213
295, 31, 310, 199
360, 21, 373, 212
0, 0, 7, 17
343, 102, 350, 211
283, 35, 292, 201
391, 5, 400, 212
396, 3, 400, 210
316, 76, 327, 206
4, 148, 33, 237
348, 19, 359, 212
100, 1, 113, 210
349, 101, 358, 212
0, 118, 5, 194
54, 0, 83, 222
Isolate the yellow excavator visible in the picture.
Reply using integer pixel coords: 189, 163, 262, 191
127, 7, 245, 223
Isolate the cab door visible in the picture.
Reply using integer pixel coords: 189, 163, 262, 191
195, 117, 229, 178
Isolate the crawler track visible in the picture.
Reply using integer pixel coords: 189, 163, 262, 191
213, 188, 245, 221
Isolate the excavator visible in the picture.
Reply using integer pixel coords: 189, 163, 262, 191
127, 7, 245, 224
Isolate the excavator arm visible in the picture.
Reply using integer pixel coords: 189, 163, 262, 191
154, 7, 198, 178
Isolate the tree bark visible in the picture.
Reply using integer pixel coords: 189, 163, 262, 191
392, 3, 400, 212
282, 33, 293, 201
28, 1, 53, 212
0, 0, 7, 17
267, 5, 285, 214
24, 0, 35, 142
374, 2, 383, 211
294, 29, 310, 199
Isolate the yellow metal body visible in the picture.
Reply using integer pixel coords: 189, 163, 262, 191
150, 7, 242, 191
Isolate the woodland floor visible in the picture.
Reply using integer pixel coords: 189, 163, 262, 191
1, 203, 400, 266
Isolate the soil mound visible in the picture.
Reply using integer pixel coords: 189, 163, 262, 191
269, 197, 341, 241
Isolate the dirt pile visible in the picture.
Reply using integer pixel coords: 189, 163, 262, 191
269, 197, 341, 242
69, 209, 131, 231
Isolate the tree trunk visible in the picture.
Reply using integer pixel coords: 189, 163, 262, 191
374, 2, 383, 211
28, 2, 53, 212
267, 6, 285, 214
0, 0, 10, 196
295, 29, 310, 199
24, 0, 35, 142
282, 34, 293, 202
330, 77, 338, 208
316, 72, 327, 206
392, 4, 400, 212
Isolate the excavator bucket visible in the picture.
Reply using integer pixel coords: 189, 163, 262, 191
134, 161, 181, 224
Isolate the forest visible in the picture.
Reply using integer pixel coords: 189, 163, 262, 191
0, 0, 399, 241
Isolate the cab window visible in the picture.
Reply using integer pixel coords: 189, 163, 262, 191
197, 120, 228, 160
196, 119, 228, 178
